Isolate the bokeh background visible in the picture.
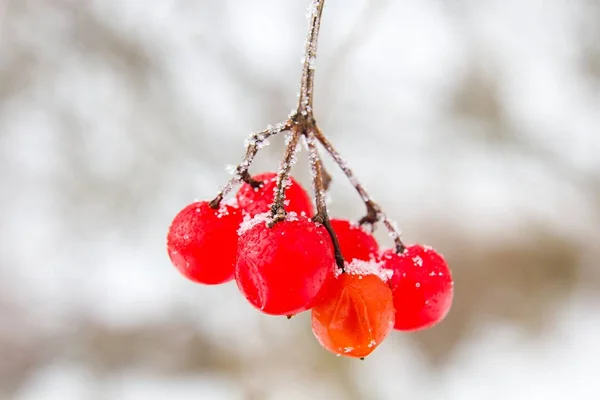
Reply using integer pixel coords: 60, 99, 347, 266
1, 0, 600, 399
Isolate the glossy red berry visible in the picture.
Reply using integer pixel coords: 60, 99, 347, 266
311, 272, 395, 358
381, 245, 454, 331
235, 214, 335, 315
236, 172, 314, 217
330, 219, 379, 262
167, 201, 242, 285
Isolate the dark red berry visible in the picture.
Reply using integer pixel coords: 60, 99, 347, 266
330, 219, 379, 262
236, 172, 314, 216
167, 201, 242, 285
381, 245, 454, 331
235, 214, 335, 315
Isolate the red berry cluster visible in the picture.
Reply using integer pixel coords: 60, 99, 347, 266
167, 172, 453, 359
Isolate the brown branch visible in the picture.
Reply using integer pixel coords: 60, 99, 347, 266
210, 122, 289, 208
307, 133, 345, 270
313, 127, 406, 254
269, 130, 302, 223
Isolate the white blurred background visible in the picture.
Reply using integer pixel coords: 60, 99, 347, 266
1, 0, 600, 399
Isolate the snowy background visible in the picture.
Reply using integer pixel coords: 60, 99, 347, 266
1, 0, 600, 399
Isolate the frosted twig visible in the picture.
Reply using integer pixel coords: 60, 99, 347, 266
307, 132, 345, 270
313, 127, 406, 253
298, 0, 325, 119
269, 130, 302, 223
210, 122, 290, 208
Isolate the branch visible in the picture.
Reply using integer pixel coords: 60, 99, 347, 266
307, 133, 345, 270
210, 122, 289, 208
313, 127, 406, 253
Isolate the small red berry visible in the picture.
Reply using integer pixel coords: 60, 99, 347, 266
167, 201, 242, 285
381, 245, 454, 331
330, 219, 379, 262
311, 272, 395, 358
236, 172, 314, 216
235, 214, 335, 315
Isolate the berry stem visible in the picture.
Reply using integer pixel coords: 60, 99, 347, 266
269, 131, 302, 223
307, 132, 345, 271
210, 122, 290, 208
313, 127, 406, 254
298, 0, 326, 120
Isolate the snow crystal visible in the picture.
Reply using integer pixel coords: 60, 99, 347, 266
223, 196, 238, 208
413, 255, 423, 267
306, 0, 318, 21
341, 259, 394, 282
429, 271, 437, 277
225, 164, 237, 175
343, 347, 353, 354
216, 205, 230, 219
237, 212, 270, 236
368, 340, 377, 348
286, 211, 299, 222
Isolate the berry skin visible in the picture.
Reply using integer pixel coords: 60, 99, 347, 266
235, 215, 335, 315
381, 245, 454, 331
236, 172, 314, 217
311, 273, 395, 358
167, 201, 242, 285
330, 219, 379, 262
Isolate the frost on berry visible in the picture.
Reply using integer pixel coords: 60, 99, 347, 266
330, 219, 379, 262
342, 259, 393, 282
166, 201, 242, 285
235, 215, 335, 315
311, 273, 395, 358
381, 244, 454, 331
236, 172, 314, 217
237, 212, 271, 237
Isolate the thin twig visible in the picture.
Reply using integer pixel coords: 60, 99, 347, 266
269, 130, 302, 223
306, 133, 345, 270
313, 127, 406, 253
210, 122, 289, 208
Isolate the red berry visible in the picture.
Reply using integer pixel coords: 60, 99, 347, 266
235, 214, 335, 315
311, 273, 395, 358
330, 219, 379, 262
236, 172, 314, 217
381, 245, 454, 331
167, 201, 242, 285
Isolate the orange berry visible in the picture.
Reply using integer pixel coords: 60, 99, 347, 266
311, 273, 395, 358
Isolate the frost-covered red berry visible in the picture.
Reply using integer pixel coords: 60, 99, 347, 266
236, 172, 314, 217
167, 201, 242, 285
330, 219, 379, 262
235, 214, 335, 315
381, 245, 453, 331
311, 270, 395, 358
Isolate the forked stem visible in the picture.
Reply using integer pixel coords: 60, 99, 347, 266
210, 122, 289, 209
